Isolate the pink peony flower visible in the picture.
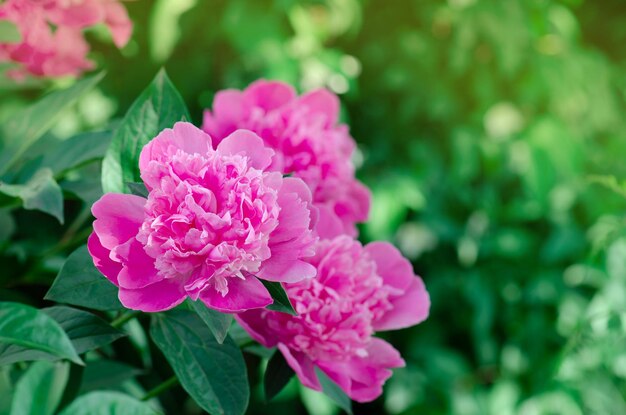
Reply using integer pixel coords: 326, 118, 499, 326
88, 122, 318, 313
0, 0, 131, 79
236, 234, 430, 402
202, 80, 371, 239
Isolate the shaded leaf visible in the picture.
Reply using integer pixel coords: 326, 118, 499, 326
126, 182, 149, 198
0, 73, 104, 175
264, 350, 294, 401
315, 367, 353, 414
79, 360, 143, 393
0, 168, 64, 223
187, 299, 232, 344
45, 245, 123, 311
41, 131, 112, 175
150, 309, 249, 415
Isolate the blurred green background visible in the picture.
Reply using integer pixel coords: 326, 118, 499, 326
3, 0, 626, 414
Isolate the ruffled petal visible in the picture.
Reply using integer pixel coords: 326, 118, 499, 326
297, 89, 339, 126
234, 310, 278, 348
216, 129, 274, 170
115, 239, 163, 289
243, 80, 296, 112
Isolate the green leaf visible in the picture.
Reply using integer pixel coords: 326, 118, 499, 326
0, 72, 104, 176
186, 299, 232, 344
58, 391, 158, 415
45, 245, 124, 311
41, 131, 112, 175
150, 309, 249, 415
264, 350, 294, 401
315, 367, 353, 415
0, 302, 82, 365
10, 361, 69, 415
0, 168, 64, 223
0, 307, 125, 365
43, 306, 125, 354
0, 20, 22, 43
126, 182, 149, 198
102, 69, 190, 194
260, 280, 296, 315
79, 360, 142, 393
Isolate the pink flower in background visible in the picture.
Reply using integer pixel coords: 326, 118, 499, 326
0, 0, 132, 79
236, 233, 430, 402
202, 80, 371, 239
88, 122, 318, 312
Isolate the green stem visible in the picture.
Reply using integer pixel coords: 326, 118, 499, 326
141, 376, 179, 401
110, 310, 142, 328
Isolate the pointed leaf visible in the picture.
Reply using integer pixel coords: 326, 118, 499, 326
0, 73, 104, 175
45, 245, 123, 311
0, 168, 64, 223
315, 367, 353, 414
187, 299, 232, 344
150, 309, 249, 415
0, 302, 82, 365
102, 69, 190, 193
260, 280, 296, 315
264, 350, 294, 401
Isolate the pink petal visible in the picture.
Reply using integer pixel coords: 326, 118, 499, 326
278, 343, 321, 391
234, 311, 277, 348
257, 259, 316, 283
91, 193, 146, 251
243, 80, 296, 111
314, 204, 346, 239
200, 275, 272, 312
364, 242, 414, 293
342, 338, 405, 402
297, 88, 340, 126
115, 240, 163, 289
374, 277, 430, 331
87, 232, 122, 285
118, 278, 186, 312
216, 129, 274, 170
103, 1, 132, 48
202, 90, 244, 141
139, 122, 212, 179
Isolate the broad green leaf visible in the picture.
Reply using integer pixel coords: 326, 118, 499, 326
45, 245, 123, 311
0, 168, 64, 223
264, 350, 294, 401
10, 361, 69, 415
126, 182, 149, 198
41, 131, 112, 175
0, 302, 82, 365
58, 391, 158, 415
187, 299, 232, 344
261, 280, 297, 315
0, 307, 125, 365
0, 72, 104, 175
0, 20, 21, 43
150, 309, 249, 415
101, 70, 190, 193
44, 306, 125, 354
0, 209, 15, 243
315, 367, 352, 415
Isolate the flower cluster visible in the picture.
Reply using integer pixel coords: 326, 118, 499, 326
0, 0, 131, 79
202, 80, 371, 238
89, 82, 429, 402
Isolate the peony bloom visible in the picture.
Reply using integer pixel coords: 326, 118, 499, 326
0, 0, 132, 79
236, 234, 430, 402
88, 122, 318, 313
202, 80, 371, 239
